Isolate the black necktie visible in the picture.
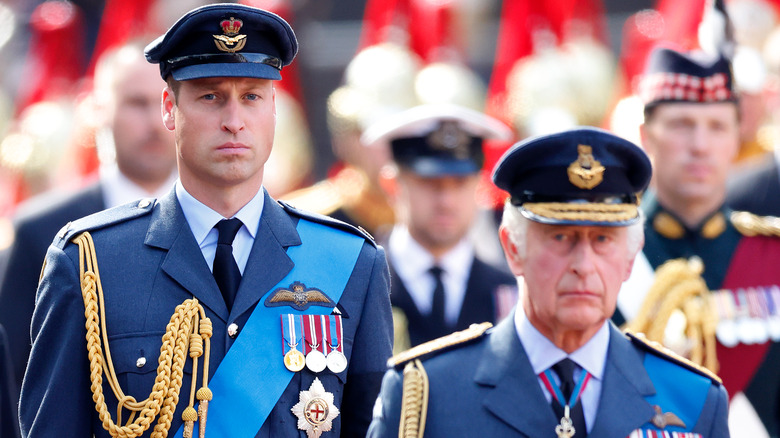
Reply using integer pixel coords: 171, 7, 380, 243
213, 218, 243, 311
429, 266, 447, 330
551, 358, 587, 437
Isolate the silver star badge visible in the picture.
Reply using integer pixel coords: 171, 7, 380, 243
291, 377, 340, 438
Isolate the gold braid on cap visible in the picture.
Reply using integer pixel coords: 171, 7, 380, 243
625, 257, 719, 373
523, 202, 638, 223
74, 231, 213, 438
399, 359, 429, 438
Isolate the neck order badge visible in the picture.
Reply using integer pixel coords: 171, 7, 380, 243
540, 364, 592, 438
173, 219, 364, 437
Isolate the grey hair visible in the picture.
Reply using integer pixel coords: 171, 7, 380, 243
500, 201, 645, 260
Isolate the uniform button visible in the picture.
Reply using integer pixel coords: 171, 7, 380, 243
228, 323, 239, 338
136, 357, 146, 368
138, 199, 152, 208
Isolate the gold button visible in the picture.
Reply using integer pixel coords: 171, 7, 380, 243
138, 199, 152, 208
136, 357, 146, 368
228, 323, 239, 338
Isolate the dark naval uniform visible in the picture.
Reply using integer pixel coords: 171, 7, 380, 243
726, 153, 780, 217
368, 316, 729, 438
617, 195, 780, 436
389, 257, 515, 347
20, 190, 392, 437
0, 183, 104, 398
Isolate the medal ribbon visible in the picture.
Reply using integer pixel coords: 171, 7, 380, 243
174, 218, 364, 438
539, 367, 591, 409
304, 314, 322, 354
326, 315, 343, 354
281, 314, 302, 355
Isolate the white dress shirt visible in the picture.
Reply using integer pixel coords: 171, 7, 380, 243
388, 225, 474, 326
175, 181, 264, 274
515, 308, 610, 433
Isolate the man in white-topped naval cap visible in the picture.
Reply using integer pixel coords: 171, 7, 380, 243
362, 104, 518, 352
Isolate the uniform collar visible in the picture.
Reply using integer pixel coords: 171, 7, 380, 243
643, 193, 728, 240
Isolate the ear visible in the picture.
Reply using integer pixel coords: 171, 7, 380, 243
638, 122, 652, 156
624, 235, 644, 282
499, 226, 525, 277
162, 87, 176, 131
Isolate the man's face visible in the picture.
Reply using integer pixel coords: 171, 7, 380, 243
108, 57, 176, 186
641, 102, 739, 205
502, 221, 635, 338
163, 77, 276, 193
395, 170, 479, 253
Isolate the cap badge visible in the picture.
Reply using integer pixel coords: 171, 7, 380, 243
567, 145, 605, 190
427, 121, 470, 159
265, 281, 336, 311
213, 17, 247, 53
292, 377, 340, 438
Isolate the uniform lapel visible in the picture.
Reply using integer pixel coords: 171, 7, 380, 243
146, 190, 230, 321
475, 315, 557, 437
230, 193, 299, 319
588, 324, 656, 437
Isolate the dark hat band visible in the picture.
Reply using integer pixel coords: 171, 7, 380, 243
164, 52, 282, 77
511, 192, 638, 206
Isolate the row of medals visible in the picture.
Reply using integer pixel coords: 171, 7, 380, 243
712, 286, 780, 347
285, 343, 347, 374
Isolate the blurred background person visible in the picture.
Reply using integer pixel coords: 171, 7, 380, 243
0, 39, 176, 406
363, 103, 517, 353
618, 39, 780, 437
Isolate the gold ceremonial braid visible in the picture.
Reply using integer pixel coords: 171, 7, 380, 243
523, 202, 638, 223
74, 231, 213, 438
625, 258, 719, 373
399, 359, 429, 438
731, 211, 780, 237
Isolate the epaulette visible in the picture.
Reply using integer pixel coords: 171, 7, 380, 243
625, 330, 722, 385
277, 199, 376, 246
53, 198, 156, 249
731, 211, 780, 237
388, 322, 493, 369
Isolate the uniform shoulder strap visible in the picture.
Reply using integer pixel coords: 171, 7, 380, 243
388, 322, 492, 369
625, 330, 722, 385
731, 211, 780, 237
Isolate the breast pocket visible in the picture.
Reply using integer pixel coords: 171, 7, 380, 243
108, 332, 195, 402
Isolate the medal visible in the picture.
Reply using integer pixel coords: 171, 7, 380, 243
282, 314, 306, 372
539, 366, 591, 438
304, 315, 327, 373
325, 315, 348, 373
285, 349, 306, 372
555, 406, 576, 438
291, 377, 340, 438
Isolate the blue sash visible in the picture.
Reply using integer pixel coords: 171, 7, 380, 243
642, 354, 710, 432
174, 219, 364, 437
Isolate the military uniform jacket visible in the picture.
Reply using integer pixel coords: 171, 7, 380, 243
624, 195, 780, 435
367, 315, 729, 438
726, 153, 780, 217
389, 257, 516, 347
19, 189, 393, 438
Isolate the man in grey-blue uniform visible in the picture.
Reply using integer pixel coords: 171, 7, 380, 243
368, 127, 729, 438
19, 4, 392, 438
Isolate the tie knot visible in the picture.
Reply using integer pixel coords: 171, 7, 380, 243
552, 358, 578, 386
429, 265, 444, 279
216, 218, 243, 245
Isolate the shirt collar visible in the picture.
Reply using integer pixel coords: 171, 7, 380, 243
175, 181, 264, 246
515, 308, 609, 380
388, 225, 474, 279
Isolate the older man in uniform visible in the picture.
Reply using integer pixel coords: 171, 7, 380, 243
616, 46, 780, 436
362, 104, 517, 352
19, 4, 392, 438
368, 127, 729, 438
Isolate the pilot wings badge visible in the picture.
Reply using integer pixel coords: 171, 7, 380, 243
265, 281, 336, 311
